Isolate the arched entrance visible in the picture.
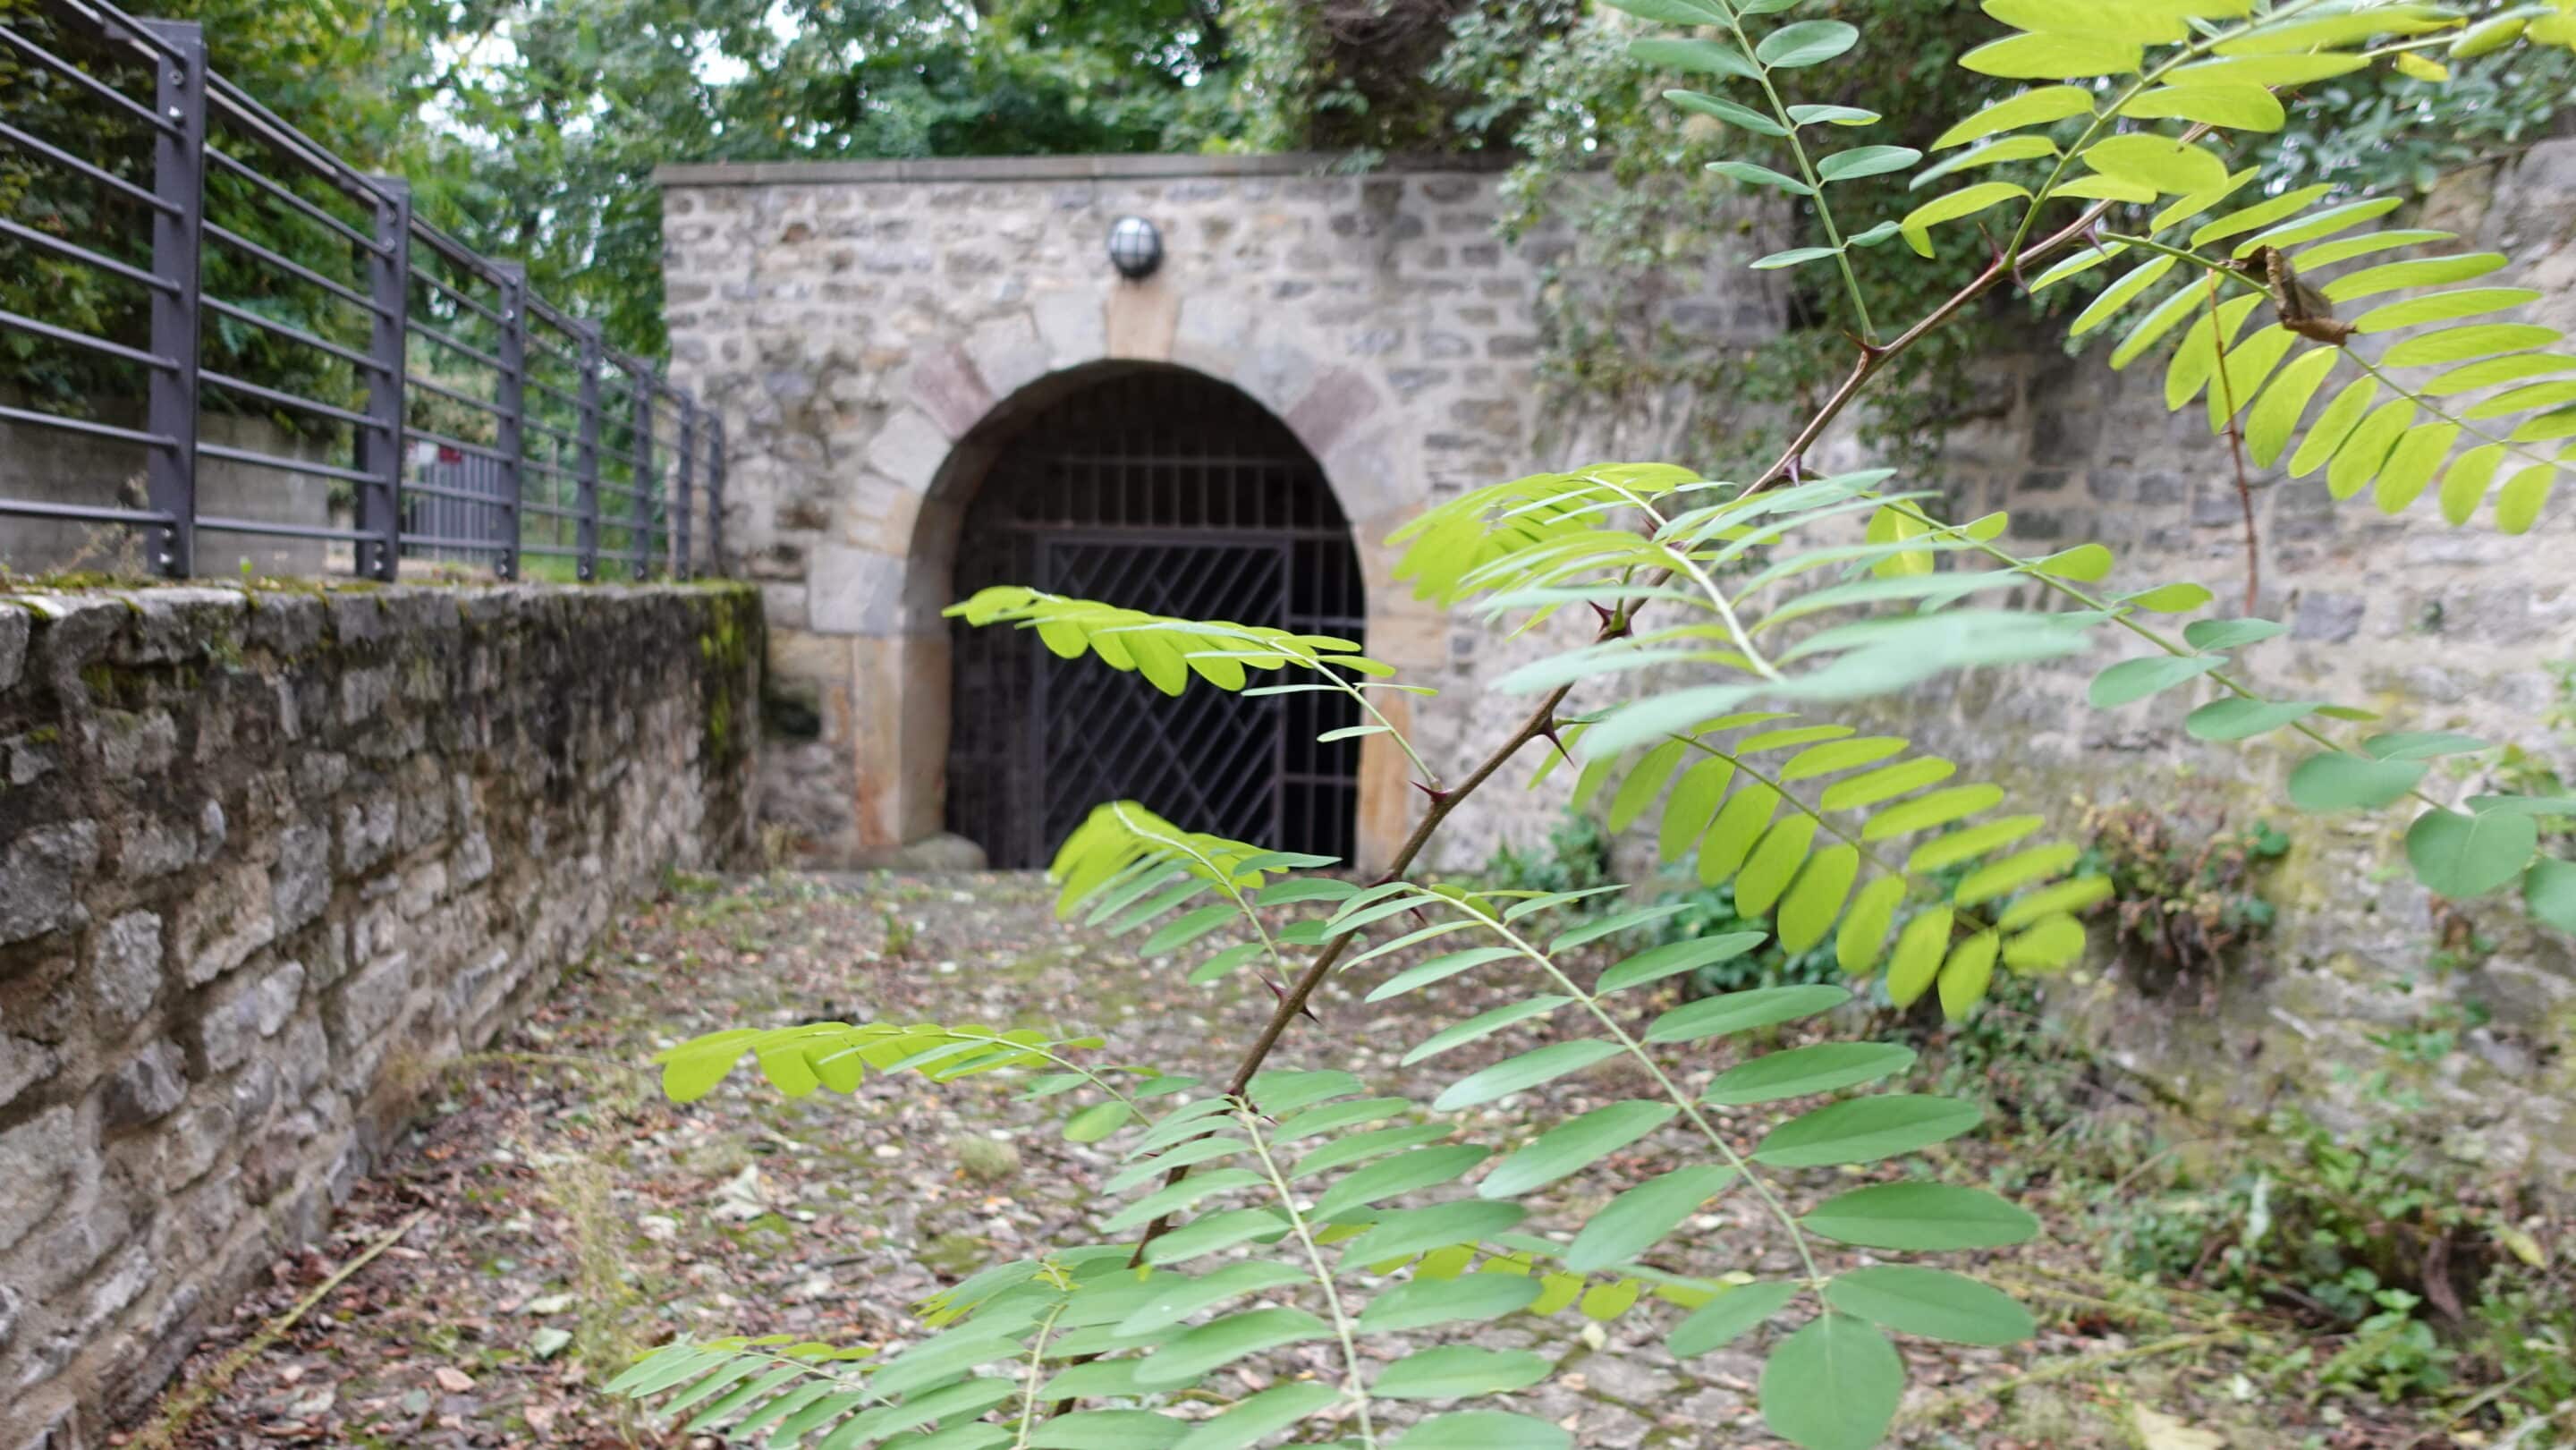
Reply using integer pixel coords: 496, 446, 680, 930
945, 367, 1368, 869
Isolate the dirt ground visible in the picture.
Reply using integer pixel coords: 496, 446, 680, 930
130, 869, 2459, 1450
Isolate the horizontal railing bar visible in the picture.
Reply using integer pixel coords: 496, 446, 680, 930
204, 72, 384, 204
206, 145, 386, 255
398, 531, 506, 552
408, 269, 502, 326
201, 298, 386, 375
0, 496, 171, 527
402, 424, 506, 463
68, 0, 188, 59
195, 442, 375, 486
0, 218, 175, 294
203, 224, 390, 318
0, 28, 176, 134
518, 501, 584, 521
517, 542, 588, 558
194, 515, 373, 543
201, 369, 373, 428
0, 307, 175, 370
0, 119, 174, 215
520, 459, 579, 484
407, 216, 504, 287
402, 370, 509, 420
0, 403, 174, 449
401, 479, 509, 506
408, 318, 503, 372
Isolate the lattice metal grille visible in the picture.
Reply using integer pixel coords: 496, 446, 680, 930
948, 368, 1366, 869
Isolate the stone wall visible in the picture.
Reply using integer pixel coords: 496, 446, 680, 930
1788, 139, 2576, 1174
0, 580, 761, 1448
657, 154, 1782, 869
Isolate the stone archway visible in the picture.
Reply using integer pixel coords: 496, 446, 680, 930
833, 312, 1435, 875
942, 363, 1368, 869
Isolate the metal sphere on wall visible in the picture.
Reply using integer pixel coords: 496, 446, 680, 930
1106, 215, 1164, 281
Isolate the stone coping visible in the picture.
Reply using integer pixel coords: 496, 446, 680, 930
654, 151, 1516, 188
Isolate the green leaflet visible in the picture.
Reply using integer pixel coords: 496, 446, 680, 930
1356, 1273, 1544, 1334
2405, 807, 2541, 900
1958, 32, 2142, 78
1433, 1039, 1622, 1109
1802, 1182, 2042, 1250
2288, 752, 2428, 811
1837, 876, 1907, 974
1930, 84, 2094, 148
1402, 996, 1576, 1065
1387, 1411, 1572, 1450
1823, 1267, 2036, 1345
1758, 1314, 1904, 1450
1171, 1382, 1340, 1450
1754, 1094, 1983, 1166
1132, 1307, 1331, 1387
1479, 1101, 1679, 1199
1029, 1412, 1189, 1449
2088, 652, 2226, 708
1705, 1043, 1917, 1106
1646, 985, 1851, 1043
1899, 181, 2032, 258
1564, 1166, 1739, 1272
1314, 1145, 1494, 1219
1114, 1261, 1310, 1336
2246, 347, 2349, 469
1341, 1200, 1529, 1265
1596, 932, 1767, 995
1669, 1280, 1801, 1358
2286, 377, 2381, 478
1373, 1345, 1554, 1399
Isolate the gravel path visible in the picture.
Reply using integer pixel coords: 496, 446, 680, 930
140, 870, 2438, 1450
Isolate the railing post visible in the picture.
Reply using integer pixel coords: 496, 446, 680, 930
707, 413, 725, 575
630, 369, 657, 580
493, 262, 527, 582
674, 394, 696, 581
573, 321, 603, 582
356, 176, 410, 582
142, 19, 205, 577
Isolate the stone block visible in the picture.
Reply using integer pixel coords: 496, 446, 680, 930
1030, 287, 1107, 368
0, 821, 100, 945
901, 341, 996, 438
328, 951, 411, 1052
0, 1033, 56, 1111
178, 861, 275, 987
271, 821, 331, 933
89, 910, 164, 1026
0, 1105, 79, 1251
337, 798, 396, 876
965, 313, 1049, 403
103, 1040, 188, 1131
0, 605, 25, 691
808, 545, 909, 636
862, 408, 953, 494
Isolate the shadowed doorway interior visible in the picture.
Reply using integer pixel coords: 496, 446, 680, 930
945, 367, 1368, 869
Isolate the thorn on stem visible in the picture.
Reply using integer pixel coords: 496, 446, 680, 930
1411, 778, 1451, 805
1536, 722, 1572, 765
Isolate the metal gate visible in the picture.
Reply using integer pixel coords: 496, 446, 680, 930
948, 369, 1367, 869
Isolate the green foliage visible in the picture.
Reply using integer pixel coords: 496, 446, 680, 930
606, 5, 2573, 1447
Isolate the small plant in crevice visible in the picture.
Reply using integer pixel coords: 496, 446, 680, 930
2080, 803, 2288, 996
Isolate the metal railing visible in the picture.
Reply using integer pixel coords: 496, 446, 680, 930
0, 0, 724, 581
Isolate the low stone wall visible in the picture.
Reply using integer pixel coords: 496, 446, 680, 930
0, 581, 761, 1447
